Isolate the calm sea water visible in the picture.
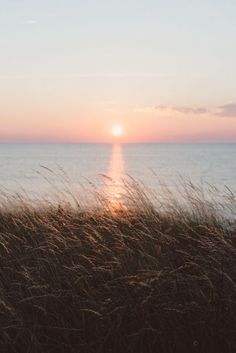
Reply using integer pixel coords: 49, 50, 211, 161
0, 143, 235, 202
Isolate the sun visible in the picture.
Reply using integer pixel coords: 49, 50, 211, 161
111, 125, 123, 137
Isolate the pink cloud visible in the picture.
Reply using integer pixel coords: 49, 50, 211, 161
216, 103, 236, 117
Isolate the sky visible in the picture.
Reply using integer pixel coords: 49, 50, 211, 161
0, 0, 236, 143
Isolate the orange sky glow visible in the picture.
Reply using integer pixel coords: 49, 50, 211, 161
1, 1, 236, 143
1, 104, 236, 143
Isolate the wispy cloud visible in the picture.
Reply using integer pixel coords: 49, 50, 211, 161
136, 105, 209, 115
216, 103, 236, 118
156, 105, 208, 114
172, 106, 208, 114
21, 19, 37, 25
136, 104, 236, 118
0, 73, 174, 81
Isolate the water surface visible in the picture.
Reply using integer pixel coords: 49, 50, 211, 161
0, 143, 235, 202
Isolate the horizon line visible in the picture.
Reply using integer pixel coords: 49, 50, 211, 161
0, 140, 236, 145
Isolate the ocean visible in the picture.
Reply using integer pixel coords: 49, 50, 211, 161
0, 143, 235, 203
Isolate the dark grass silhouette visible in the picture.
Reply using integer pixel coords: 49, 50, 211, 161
0, 181, 236, 353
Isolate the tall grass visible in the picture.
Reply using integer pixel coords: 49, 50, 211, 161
0, 180, 236, 353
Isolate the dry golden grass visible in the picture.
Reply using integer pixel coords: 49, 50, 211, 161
0, 180, 236, 353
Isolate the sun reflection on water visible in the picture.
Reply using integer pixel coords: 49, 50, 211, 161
106, 144, 125, 208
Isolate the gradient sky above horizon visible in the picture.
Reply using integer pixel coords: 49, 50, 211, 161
1, 0, 236, 143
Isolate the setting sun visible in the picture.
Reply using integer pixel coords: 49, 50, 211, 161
111, 125, 123, 137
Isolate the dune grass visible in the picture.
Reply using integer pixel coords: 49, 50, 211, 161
0, 181, 236, 353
